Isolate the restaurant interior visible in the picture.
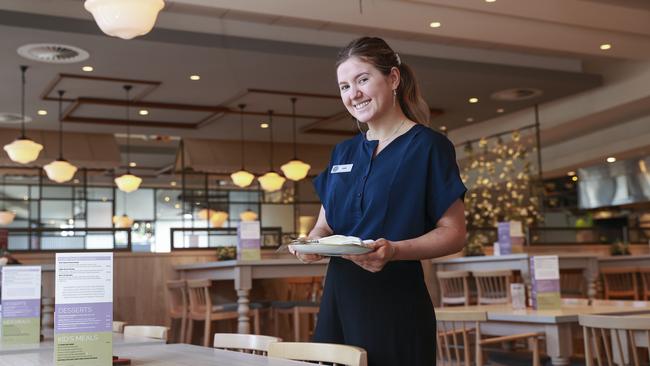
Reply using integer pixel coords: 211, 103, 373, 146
0, 1, 650, 365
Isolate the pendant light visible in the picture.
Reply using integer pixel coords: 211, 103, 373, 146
84, 0, 165, 40
4, 66, 43, 164
112, 188, 133, 228
239, 210, 258, 222
257, 110, 286, 192
281, 98, 311, 181
44, 90, 78, 183
0, 175, 15, 226
230, 104, 255, 188
114, 85, 142, 193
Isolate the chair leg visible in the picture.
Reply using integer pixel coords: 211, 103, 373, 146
186, 319, 193, 344
273, 310, 280, 338
293, 307, 301, 341
253, 309, 261, 335
180, 316, 187, 344
532, 336, 540, 366
203, 319, 211, 347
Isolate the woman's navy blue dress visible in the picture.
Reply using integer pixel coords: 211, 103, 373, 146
312, 124, 466, 366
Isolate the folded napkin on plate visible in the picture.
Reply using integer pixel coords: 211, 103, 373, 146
317, 235, 371, 245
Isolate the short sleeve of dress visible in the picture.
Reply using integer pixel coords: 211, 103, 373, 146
427, 135, 467, 225
312, 145, 337, 213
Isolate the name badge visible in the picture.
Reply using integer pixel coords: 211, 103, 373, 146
331, 164, 353, 174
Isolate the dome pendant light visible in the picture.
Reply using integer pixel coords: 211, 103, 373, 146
44, 90, 78, 183
84, 0, 165, 40
112, 181, 133, 229
230, 104, 255, 188
4, 66, 43, 164
114, 85, 142, 193
0, 175, 15, 226
281, 97, 311, 181
258, 110, 286, 192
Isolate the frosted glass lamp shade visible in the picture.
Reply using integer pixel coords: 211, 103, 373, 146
258, 171, 285, 192
44, 160, 78, 183
113, 214, 134, 228
3, 138, 43, 164
115, 173, 142, 193
281, 159, 311, 181
84, 0, 165, 40
209, 211, 228, 228
239, 210, 258, 222
0, 210, 15, 226
230, 170, 255, 188
198, 208, 217, 220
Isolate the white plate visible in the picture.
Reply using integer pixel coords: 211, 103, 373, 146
289, 244, 372, 256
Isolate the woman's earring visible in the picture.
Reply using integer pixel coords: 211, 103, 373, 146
392, 89, 397, 107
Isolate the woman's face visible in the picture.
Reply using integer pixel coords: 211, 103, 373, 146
337, 57, 398, 123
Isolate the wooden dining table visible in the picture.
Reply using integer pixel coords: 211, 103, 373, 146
0, 343, 313, 366
175, 258, 328, 334
436, 300, 650, 366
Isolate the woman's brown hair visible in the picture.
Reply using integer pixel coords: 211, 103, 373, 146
336, 37, 430, 125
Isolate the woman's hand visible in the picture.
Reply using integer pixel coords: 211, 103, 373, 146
342, 238, 397, 272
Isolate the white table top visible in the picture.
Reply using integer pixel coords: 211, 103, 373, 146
175, 258, 329, 270
431, 253, 599, 264
0, 333, 164, 355
0, 343, 313, 366
436, 300, 650, 324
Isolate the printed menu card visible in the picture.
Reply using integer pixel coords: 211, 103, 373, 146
238, 220, 261, 260
1, 266, 41, 345
55, 253, 113, 366
530, 255, 561, 310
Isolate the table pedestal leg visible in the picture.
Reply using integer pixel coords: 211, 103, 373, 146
237, 289, 250, 334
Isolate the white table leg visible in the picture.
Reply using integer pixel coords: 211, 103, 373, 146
236, 289, 251, 334
545, 324, 573, 366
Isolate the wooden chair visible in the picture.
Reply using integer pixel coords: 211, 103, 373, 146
112, 321, 127, 333
472, 270, 512, 305
640, 268, 650, 301
123, 325, 168, 341
436, 310, 543, 366
601, 268, 638, 300
213, 333, 281, 356
166, 279, 188, 343
437, 270, 470, 307
579, 314, 650, 366
560, 268, 587, 298
186, 279, 262, 347
271, 277, 322, 341
268, 342, 368, 366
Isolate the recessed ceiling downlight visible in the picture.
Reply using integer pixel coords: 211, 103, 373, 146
490, 88, 543, 101
0, 113, 33, 124
17, 44, 90, 64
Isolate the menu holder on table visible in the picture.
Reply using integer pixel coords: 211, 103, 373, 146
238, 221, 261, 260
1, 266, 41, 345
530, 255, 561, 310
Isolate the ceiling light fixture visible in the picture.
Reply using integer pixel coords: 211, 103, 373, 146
600, 44, 612, 50
82, 66, 94, 72
260, 123, 269, 129
37, 110, 48, 116
4, 66, 43, 164
572, 176, 578, 182
606, 157, 616, 163
189, 75, 200, 81
567, 171, 576, 176
466, 117, 474, 123
44, 90, 78, 183
258, 110, 286, 192
230, 104, 255, 188
114, 85, 142, 193
429, 22, 441, 28
281, 97, 311, 181
496, 108, 505, 113
138, 109, 149, 116
84, 0, 165, 40
468, 97, 479, 104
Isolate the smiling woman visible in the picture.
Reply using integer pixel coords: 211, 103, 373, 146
288, 37, 467, 366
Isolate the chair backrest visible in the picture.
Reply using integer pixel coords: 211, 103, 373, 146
560, 268, 586, 298
113, 321, 127, 333
472, 270, 512, 305
437, 270, 470, 307
213, 333, 281, 355
166, 279, 187, 317
286, 277, 322, 302
268, 342, 367, 366
123, 325, 168, 341
579, 314, 650, 366
436, 310, 487, 366
186, 279, 212, 316
639, 268, 650, 301
601, 268, 638, 300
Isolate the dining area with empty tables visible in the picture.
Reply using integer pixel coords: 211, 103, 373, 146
2, 1, 650, 366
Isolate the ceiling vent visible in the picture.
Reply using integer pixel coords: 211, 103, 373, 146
17, 43, 90, 64
491, 88, 543, 101
0, 113, 32, 124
